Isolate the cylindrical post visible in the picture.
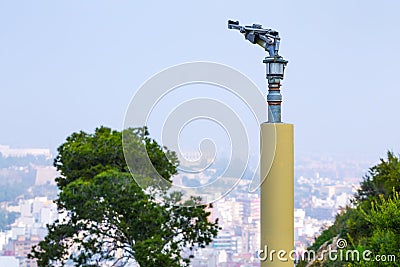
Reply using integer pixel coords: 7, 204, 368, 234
260, 123, 294, 266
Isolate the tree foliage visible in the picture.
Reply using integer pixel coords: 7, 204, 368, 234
29, 127, 219, 266
302, 151, 400, 267
355, 151, 400, 203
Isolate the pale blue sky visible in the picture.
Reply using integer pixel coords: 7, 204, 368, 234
1, 0, 399, 160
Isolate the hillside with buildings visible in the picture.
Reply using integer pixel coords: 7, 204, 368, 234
0, 144, 373, 267
0, 145, 59, 267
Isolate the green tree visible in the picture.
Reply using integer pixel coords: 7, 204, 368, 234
355, 151, 400, 203
359, 193, 400, 265
302, 152, 400, 267
29, 127, 219, 266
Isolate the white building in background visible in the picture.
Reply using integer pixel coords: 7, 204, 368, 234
335, 192, 350, 209
0, 231, 12, 252
294, 208, 306, 239
0, 145, 51, 158
11, 197, 58, 240
34, 166, 58, 185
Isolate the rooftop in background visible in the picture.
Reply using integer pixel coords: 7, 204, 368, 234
0, 145, 51, 158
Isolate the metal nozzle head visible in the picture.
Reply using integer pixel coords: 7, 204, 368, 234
228, 20, 239, 29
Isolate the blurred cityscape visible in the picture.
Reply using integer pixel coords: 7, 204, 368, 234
0, 145, 373, 267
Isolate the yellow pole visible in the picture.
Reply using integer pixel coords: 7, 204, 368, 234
260, 123, 294, 266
